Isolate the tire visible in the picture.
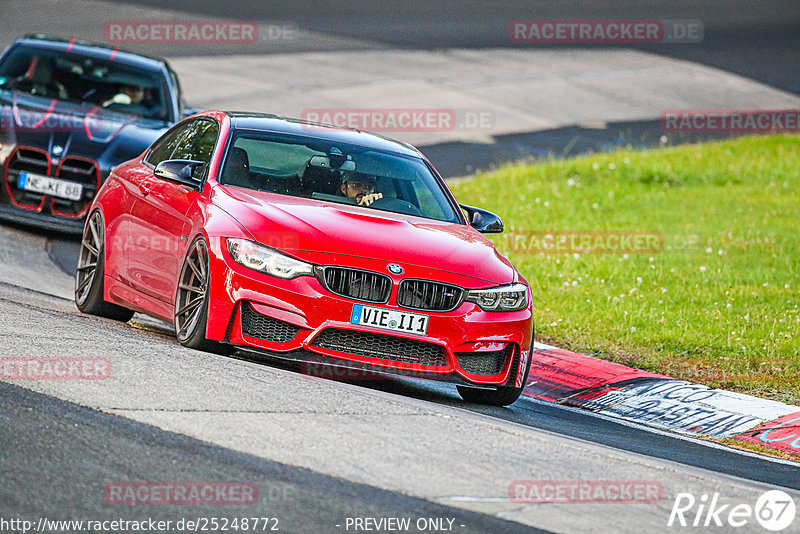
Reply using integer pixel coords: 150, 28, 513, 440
457, 344, 533, 407
174, 236, 235, 355
74, 210, 134, 322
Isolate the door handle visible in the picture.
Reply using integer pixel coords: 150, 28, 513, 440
138, 183, 150, 196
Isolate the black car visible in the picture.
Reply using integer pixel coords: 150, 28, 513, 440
0, 34, 193, 233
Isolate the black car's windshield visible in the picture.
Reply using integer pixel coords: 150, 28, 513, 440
0, 45, 169, 120
219, 131, 461, 223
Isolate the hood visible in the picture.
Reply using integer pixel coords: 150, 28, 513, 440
0, 91, 169, 167
213, 186, 517, 285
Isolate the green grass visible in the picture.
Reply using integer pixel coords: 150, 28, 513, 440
448, 135, 800, 404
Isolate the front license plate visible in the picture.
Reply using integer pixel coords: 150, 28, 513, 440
18, 171, 83, 201
350, 304, 429, 336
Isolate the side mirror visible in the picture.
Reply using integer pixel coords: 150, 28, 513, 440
154, 159, 204, 187
461, 204, 504, 234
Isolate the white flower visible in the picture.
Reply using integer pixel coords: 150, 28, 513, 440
630, 326, 636, 332
567, 178, 576, 186
592, 162, 600, 170
705, 247, 713, 254
699, 266, 707, 272
608, 163, 616, 170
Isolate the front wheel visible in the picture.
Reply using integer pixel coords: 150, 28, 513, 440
174, 237, 234, 355
74, 210, 134, 322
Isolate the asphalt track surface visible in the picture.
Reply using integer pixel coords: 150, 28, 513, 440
0, 276, 800, 532
0, 380, 541, 533
120, 0, 800, 95
50, 0, 800, 174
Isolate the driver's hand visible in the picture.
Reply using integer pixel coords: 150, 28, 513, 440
358, 192, 383, 206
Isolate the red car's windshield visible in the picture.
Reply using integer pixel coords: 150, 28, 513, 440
219, 131, 461, 223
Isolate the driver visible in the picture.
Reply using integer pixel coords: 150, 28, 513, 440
102, 83, 145, 107
339, 173, 383, 206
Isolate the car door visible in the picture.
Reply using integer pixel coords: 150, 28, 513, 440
127, 118, 220, 304
111, 120, 193, 287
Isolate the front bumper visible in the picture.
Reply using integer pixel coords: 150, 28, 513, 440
0, 203, 85, 234
205, 237, 534, 387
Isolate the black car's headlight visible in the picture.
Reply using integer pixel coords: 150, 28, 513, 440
464, 283, 528, 312
226, 238, 313, 279
0, 143, 12, 166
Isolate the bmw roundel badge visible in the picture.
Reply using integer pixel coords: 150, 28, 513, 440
387, 263, 404, 275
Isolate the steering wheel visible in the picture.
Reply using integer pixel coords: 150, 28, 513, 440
368, 197, 424, 217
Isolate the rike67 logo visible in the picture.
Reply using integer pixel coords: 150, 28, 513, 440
668, 490, 796, 531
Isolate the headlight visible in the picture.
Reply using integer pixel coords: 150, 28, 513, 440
465, 283, 528, 312
226, 238, 313, 279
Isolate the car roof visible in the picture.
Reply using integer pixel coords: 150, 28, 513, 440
225, 112, 422, 158
12, 34, 170, 72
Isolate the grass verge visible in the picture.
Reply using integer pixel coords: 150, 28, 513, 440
448, 135, 800, 404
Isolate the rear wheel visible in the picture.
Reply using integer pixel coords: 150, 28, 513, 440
174, 237, 234, 355
74, 211, 134, 321
457, 345, 533, 406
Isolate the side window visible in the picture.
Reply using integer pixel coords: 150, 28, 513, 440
170, 120, 219, 162
145, 121, 194, 167
145, 119, 219, 179
169, 120, 220, 179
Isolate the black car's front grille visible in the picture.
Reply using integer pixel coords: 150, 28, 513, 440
51, 157, 100, 216
2, 148, 99, 217
455, 345, 513, 375
241, 301, 302, 343
311, 328, 448, 367
3, 148, 50, 209
397, 279, 463, 312
317, 267, 392, 303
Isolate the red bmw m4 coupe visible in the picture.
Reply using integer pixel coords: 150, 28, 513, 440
74, 110, 534, 405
